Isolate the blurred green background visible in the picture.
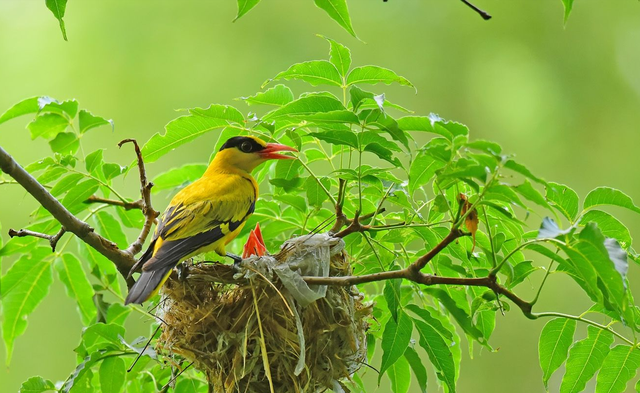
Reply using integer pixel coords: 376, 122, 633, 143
1, 0, 640, 392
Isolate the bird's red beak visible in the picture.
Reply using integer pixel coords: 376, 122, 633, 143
260, 143, 297, 160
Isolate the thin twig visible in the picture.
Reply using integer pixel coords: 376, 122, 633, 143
461, 0, 492, 20
118, 139, 159, 257
0, 145, 136, 288
159, 362, 193, 391
8, 226, 66, 252
85, 195, 143, 210
330, 178, 349, 233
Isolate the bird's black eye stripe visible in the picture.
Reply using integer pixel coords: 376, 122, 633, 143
219, 137, 265, 153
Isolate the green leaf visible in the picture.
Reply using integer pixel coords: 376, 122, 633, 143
235, 0, 261, 20
347, 66, 414, 90
174, 379, 202, 393
546, 182, 579, 222
577, 224, 628, 317
239, 85, 294, 107
388, 355, 411, 393
81, 323, 125, 354
61, 352, 100, 393
362, 110, 409, 148
51, 173, 84, 197
79, 110, 112, 133
1, 248, 53, 363
584, 187, 640, 215
364, 143, 402, 167
309, 130, 358, 149
349, 85, 374, 112
319, 35, 351, 76
94, 211, 128, 249
45, 0, 68, 40
19, 376, 56, 393
398, 116, 463, 141
0, 97, 39, 125
383, 278, 402, 321
406, 305, 454, 341
409, 150, 445, 194
152, 164, 207, 193
562, 0, 574, 23
313, 0, 356, 37
504, 159, 546, 185
106, 303, 131, 326
359, 131, 401, 151
115, 206, 144, 229
580, 210, 632, 249
275, 159, 302, 181
265, 60, 342, 87
103, 163, 125, 180
465, 139, 502, 155
141, 105, 243, 163
595, 345, 640, 393
560, 326, 614, 393
38, 98, 78, 117
515, 179, 554, 212
538, 318, 577, 388
55, 254, 96, 325
379, 311, 413, 380
295, 110, 360, 125
424, 288, 486, 345
61, 179, 99, 214
508, 260, 537, 288
85, 149, 104, 174
414, 319, 457, 393
404, 347, 428, 393
274, 194, 308, 213
78, 242, 121, 293
28, 113, 69, 140
305, 177, 331, 207
49, 132, 80, 155
99, 357, 126, 393
263, 95, 345, 121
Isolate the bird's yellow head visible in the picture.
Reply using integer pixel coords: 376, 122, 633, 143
213, 136, 297, 173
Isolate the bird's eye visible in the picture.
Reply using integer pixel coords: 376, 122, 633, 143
240, 141, 252, 153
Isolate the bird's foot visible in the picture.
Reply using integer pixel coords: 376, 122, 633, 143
226, 252, 244, 271
176, 260, 189, 281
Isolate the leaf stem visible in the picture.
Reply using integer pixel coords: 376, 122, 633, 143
297, 158, 337, 206
531, 312, 635, 347
530, 258, 555, 306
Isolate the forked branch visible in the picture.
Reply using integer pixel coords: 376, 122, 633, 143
305, 226, 533, 317
8, 226, 66, 252
118, 139, 159, 256
0, 145, 136, 287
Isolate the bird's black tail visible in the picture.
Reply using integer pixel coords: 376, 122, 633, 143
124, 265, 173, 305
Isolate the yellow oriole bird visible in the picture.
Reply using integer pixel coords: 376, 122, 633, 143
124, 136, 297, 305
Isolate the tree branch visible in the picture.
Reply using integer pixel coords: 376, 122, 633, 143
118, 139, 159, 257
8, 226, 66, 252
0, 145, 136, 288
302, 268, 533, 317
85, 195, 143, 210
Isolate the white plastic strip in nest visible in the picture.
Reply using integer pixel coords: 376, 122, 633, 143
238, 233, 345, 307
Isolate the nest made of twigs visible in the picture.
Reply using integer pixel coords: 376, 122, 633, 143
157, 234, 372, 393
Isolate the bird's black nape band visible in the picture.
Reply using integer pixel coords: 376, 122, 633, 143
219, 136, 265, 152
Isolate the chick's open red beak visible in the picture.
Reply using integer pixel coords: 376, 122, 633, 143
260, 143, 297, 160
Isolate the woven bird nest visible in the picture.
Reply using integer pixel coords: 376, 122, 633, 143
157, 234, 372, 393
